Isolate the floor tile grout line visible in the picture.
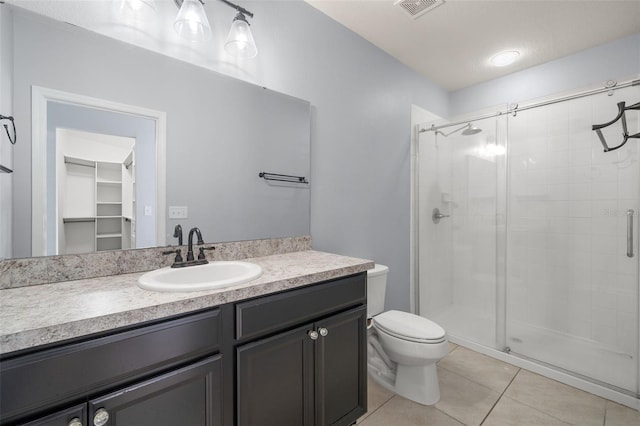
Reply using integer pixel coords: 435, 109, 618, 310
478, 367, 522, 425
358, 391, 396, 423
497, 369, 600, 426
432, 405, 468, 426
436, 363, 508, 396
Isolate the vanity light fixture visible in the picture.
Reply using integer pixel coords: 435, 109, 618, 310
225, 11, 257, 58
120, 0, 159, 21
174, 0, 212, 42
490, 50, 520, 67
173, 0, 257, 58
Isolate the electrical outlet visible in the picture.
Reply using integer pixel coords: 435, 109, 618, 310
169, 206, 188, 219
144, 205, 153, 216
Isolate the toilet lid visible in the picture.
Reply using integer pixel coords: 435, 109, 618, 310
373, 310, 446, 343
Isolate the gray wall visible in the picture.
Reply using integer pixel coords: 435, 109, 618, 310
11, 10, 311, 259
0, 6, 13, 260
11, 2, 450, 311
450, 33, 640, 116
245, 2, 451, 311
7, 1, 639, 312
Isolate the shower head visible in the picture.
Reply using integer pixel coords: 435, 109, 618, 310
462, 124, 482, 135
435, 123, 483, 137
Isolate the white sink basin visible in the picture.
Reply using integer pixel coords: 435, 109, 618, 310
137, 261, 263, 292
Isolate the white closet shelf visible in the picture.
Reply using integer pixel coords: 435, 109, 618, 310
97, 180, 122, 185
96, 201, 123, 205
96, 215, 122, 219
63, 217, 96, 223
96, 233, 122, 239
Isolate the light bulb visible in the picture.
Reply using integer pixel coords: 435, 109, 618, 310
224, 13, 257, 58
490, 50, 520, 67
174, 0, 212, 42
119, 0, 158, 21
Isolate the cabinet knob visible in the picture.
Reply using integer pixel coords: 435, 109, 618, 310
308, 330, 319, 340
319, 327, 329, 337
68, 418, 83, 426
93, 408, 110, 426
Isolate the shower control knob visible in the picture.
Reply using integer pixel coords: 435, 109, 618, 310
319, 327, 328, 337
432, 208, 450, 224
308, 330, 319, 340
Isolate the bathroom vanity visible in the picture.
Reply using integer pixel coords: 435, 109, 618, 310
0, 250, 371, 426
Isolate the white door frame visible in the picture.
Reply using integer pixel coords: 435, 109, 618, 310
31, 86, 167, 256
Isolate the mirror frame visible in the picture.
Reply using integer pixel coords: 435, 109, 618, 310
31, 86, 167, 256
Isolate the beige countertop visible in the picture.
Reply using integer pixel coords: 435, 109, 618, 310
0, 250, 373, 355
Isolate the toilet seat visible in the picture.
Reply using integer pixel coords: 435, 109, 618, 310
373, 310, 446, 344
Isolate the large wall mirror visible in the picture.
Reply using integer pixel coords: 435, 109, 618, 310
5, 6, 311, 259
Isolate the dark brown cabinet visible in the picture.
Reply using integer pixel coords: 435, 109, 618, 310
315, 307, 367, 426
22, 404, 85, 426
23, 357, 222, 426
237, 307, 367, 426
236, 281, 367, 426
88, 356, 222, 426
1, 272, 367, 426
237, 323, 316, 425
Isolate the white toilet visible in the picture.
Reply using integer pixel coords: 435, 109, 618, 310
367, 264, 449, 405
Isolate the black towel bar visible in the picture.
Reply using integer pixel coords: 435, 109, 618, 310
259, 172, 308, 184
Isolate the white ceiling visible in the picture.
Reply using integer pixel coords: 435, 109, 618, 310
305, 0, 640, 91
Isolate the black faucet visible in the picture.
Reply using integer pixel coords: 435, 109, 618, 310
163, 227, 214, 268
173, 224, 183, 246
186, 227, 205, 262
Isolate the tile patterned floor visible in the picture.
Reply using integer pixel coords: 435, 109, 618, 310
358, 343, 640, 426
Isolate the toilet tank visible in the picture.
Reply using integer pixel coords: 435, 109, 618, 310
367, 264, 389, 318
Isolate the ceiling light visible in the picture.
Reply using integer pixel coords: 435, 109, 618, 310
224, 12, 257, 58
490, 50, 520, 67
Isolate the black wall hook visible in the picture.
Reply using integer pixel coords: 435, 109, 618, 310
0, 114, 16, 145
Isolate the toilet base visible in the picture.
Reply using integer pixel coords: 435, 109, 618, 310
395, 363, 440, 405
367, 362, 441, 406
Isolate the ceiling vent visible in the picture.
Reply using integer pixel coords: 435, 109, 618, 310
394, 0, 445, 19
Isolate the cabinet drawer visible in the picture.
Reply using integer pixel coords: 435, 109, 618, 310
236, 273, 365, 341
1, 308, 220, 424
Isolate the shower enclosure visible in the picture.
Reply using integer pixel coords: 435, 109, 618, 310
417, 80, 640, 405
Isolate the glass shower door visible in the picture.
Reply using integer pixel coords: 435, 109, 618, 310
505, 85, 639, 393
419, 115, 507, 349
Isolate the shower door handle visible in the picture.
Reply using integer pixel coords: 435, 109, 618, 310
627, 209, 634, 258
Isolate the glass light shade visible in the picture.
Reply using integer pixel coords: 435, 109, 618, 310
224, 15, 258, 58
119, 0, 158, 21
174, 0, 212, 42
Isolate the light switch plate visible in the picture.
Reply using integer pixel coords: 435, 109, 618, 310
169, 206, 188, 219
144, 205, 153, 216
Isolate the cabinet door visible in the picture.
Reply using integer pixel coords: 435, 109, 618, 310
315, 307, 367, 426
22, 404, 86, 426
237, 324, 315, 426
88, 356, 222, 426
